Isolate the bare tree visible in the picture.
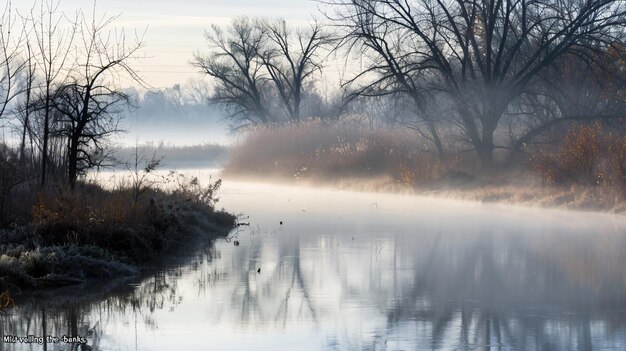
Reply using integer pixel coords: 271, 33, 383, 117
51, 7, 145, 188
184, 78, 211, 106
328, 3, 447, 158
16, 40, 38, 162
260, 19, 333, 122
27, 0, 78, 186
193, 17, 272, 126
0, 1, 26, 129
329, 0, 626, 168
194, 17, 334, 126
508, 45, 626, 156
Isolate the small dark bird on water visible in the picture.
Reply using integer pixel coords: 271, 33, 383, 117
280, 221, 283, 225
257, 268, 261, 273
234, 240, 240, 246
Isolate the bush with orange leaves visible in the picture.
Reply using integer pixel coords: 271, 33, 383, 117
532, 123, 626, 191
612, 135, 626, 192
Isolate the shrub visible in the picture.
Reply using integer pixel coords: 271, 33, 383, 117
0, 244, 140, 290
610, 135, 626, 192
532, 123, 625, 189
0, 254, 35, 288
28, 172, 232, 260
0, 141, 236, 290
171, 174, 222, 208
0, 145, 31, 224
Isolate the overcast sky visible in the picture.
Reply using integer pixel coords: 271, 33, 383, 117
16, 0, 326, 89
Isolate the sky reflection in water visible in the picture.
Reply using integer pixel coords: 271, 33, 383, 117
3, 174, 626, 350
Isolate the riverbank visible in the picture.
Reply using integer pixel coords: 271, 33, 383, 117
0, 177, 236, 295
222, 172, 625, 215
223, 121, 625, 215
4, 175, 626, 351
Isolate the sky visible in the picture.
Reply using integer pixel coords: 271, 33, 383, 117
16, 0, 325, 89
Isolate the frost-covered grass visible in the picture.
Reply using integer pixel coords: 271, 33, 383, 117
0, 245, 138, 290
0, 171, 236, 291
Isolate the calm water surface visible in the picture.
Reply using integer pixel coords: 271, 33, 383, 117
3, 172, 626, 350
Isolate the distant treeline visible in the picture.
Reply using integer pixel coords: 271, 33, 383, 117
113, 143, 229, 169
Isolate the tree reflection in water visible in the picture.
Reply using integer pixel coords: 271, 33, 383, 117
2, 206, 626, 350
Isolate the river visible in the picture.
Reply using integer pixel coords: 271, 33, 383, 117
2, 171, 626, 350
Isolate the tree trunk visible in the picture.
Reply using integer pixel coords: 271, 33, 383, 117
41, 92, 50, 188
293, 85, 301, 121
19, 114, 28, 162
477, 118, 497, 169
19, 88, 31, 162
427, 120, 446, 160
477, 143, 495, 169
68, 134, 80, 189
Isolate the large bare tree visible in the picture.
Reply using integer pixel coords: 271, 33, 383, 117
193, 17, 272, 126
329, 0, 626, 168
260, 19, 333, 122
330, 3, 447, 158
52, 8, 145, 188
509, 45, 626, 155
194, 17, 334, 126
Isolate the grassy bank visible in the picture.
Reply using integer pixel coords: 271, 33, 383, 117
224, 120, 626, 214
0, 169, 235, 293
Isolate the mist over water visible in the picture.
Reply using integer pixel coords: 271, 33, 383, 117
119, 117, 231, 146
3, 171, 626, 350
1, 0, 624, 348
116, 96, 232, 147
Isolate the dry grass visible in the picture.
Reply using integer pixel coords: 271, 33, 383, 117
225, 120, 626, 214
430, 183, 626, 214
224, 119, 471, 185
28, 176, 233, 259
0, 158, 236, 291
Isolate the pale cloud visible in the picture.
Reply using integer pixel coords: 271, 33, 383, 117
117, 15, 313, 29
116, 15, 232, 29
13, 0, 329, 87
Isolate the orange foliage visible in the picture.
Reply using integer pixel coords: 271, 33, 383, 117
533, 123, 625, 190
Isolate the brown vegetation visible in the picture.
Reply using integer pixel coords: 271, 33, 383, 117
0, 144, 235, 291
29, 179, 231, 258
225, 119, 467, 185
225, 120, 626, 213
532, 123, 626, 190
